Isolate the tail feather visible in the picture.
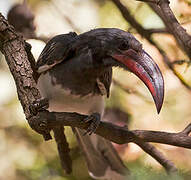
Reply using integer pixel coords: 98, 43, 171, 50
73, 128, 129, 180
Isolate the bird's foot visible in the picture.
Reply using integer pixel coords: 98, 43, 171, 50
83, 113, 101, 135
30, 98, 49, 115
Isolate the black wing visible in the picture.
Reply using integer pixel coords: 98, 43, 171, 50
36, 32, 77, 73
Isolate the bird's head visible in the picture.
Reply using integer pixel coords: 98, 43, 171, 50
81, 28, 164, 113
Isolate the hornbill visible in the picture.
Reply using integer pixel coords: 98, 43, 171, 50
36, 28, 164, 180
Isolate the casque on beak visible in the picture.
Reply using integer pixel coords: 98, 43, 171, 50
112, 49, 164, 113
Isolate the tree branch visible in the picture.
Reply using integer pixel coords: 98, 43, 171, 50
0, 13, 51, 140
134, 141, 177, 173
147, 28, 169, 34
29, 111, 191, 149
53, 127, 72, 174
147, 0, 191, 59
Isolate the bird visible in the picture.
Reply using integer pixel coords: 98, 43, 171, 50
36, 28, 164, 180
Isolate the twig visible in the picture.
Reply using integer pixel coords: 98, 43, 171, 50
135, 141, 177, 173
171, 59, 190, 65
148, 0, 191, 59
182, 123, 191, 135
158, 49, 191, 90
147, 28, 168, 34
111, 0, 152, 39
136, 0, 158, 3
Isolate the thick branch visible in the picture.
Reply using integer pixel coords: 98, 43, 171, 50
29, 111, 191, 149
0, 13, 51, 140
0, 14, 39, 117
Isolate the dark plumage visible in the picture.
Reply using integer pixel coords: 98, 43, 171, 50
36, 28, 164, 179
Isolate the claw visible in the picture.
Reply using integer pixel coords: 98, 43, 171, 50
30, 98, 49, 115
83, 113, 101, 135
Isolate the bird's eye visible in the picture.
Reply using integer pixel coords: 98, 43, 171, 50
119, 41, 129, 50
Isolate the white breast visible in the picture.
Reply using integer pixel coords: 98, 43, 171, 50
37, 73, 105, 116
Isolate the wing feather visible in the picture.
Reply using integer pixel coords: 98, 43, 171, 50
36, 32, 77, 73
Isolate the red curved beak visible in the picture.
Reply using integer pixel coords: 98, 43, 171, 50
112, 49, 164, 113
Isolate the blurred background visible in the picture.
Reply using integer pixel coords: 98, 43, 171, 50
1, 0, 191, 179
